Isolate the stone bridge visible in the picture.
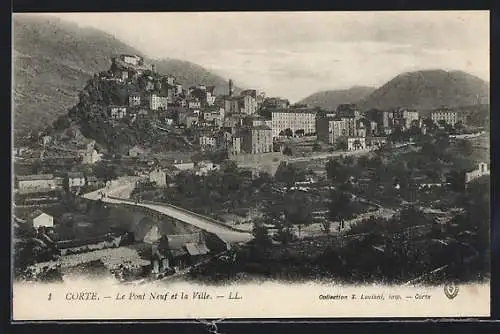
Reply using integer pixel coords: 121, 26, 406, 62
83, 178, 253, 245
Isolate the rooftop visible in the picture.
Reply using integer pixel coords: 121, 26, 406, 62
167, 233, 203, 250
130, 145, 146, 152
27, 209, 50, 220
250, 125, 272, 131
17, 174, 54, 181
272, 109, 317, 114
67, 172, 85, 178
185, 242, 210, 256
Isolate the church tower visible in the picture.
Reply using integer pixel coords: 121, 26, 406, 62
228, 79, 234, 97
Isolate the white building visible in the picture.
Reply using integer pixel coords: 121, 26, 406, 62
42, 135, 52, 146
188, 100, 202, 110
175, 84, 183, 94
67, 172, 86, 188
206, 90, 216, 106
347, 137, 366, 151
465, 162, 490, 185
121, 54, 143, 66
242, 95, 258, 115
195, 161, 219, 176
80, 149, 103, 165
109, 106, 127, 120
128, 94, 141, 107
149, 168, 167, 187
224, 97, 241, 115
199, 135, 217, 151
431, 109, 458, 126
17, 174, 62, 194
271, 109, 317, 138
27, 210, 54, 229
166, 76, 175, 86
173, 161, 195, 171
403, 110, 420, 128
146, 94, 168, 111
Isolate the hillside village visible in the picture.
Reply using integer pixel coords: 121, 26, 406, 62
13, 53, 490, 285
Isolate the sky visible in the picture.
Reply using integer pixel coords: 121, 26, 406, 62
48, 11, 489, 102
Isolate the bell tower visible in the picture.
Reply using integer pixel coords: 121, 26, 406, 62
228, 79, 234, 97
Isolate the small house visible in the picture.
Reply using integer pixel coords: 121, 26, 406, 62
465, 162, 490, 185
16, 174, 60, 194
347, 137, 367, 151
41, 135, 52, 146
129, 145, 147, 158
164, 233, 211, 271
149, 168, 167, 187
109, 106, 127, 120
185, 114, 199, 128
67, 172, 86, 189
86, 176, 105, 189
79, 149, 103, 165
195, 161, 219, 176
173, 161, 195, 171
27, 209, 54, 229
128, 94, 141, 107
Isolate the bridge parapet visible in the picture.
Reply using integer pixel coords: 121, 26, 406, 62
107, 196, 248, 234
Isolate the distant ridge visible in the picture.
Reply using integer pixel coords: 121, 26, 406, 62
298, 86, 376, 111
358, 69, 489, 111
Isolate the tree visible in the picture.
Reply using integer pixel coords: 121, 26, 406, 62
438, 120, 448, 129
357, 155, 369, 169
282, 145, 293, 156
284, 128, 293, 138
407, 125, 422, 139
252, 172, 273, 190
456, 139, 473, 156
328, 190, 352, 229
367, 156, 383, 169
53, 115, 71, 131
295, 129, 305, 137
252, 221, 272, 250
335, 141, 347, 151
262, 201, 284, 226
284, 193, 312, 238
274, 222, 295, 245
325, 159, 349, 184
258, 108, 272, 120
446, 170, 466, 192
389, 126, 404, 143
444, 123, 454, 134
93, 162, 118, 182
321, 219, 331, 235
275, 162, 301, 189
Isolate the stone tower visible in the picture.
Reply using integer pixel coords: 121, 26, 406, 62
228, 79, 234, 97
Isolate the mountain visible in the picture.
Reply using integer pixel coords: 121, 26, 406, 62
150, 58, 240, 96
358, 70, 490, 111
298, 86, 376, 111
13, 14, 236, 134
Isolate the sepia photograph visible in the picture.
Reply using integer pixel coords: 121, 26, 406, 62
11, 11, 490, 320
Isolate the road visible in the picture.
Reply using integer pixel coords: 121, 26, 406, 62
82, 177, 253, 244
238, 143, 415, 169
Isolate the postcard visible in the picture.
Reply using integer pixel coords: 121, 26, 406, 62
12, 11, 490, 320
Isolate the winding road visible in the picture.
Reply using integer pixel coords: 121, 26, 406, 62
82, 177, 253, 244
